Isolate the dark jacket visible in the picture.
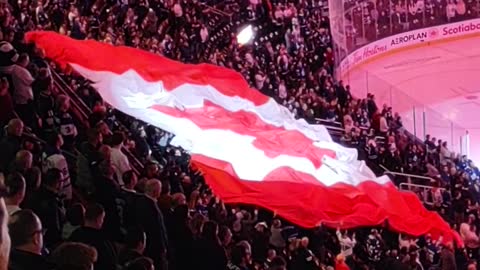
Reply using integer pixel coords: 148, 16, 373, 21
170, 205, 194, 270
134, 195, 168, 268
193, 238, 228, 270
118, 188, 144, 231
8, 249, 54, 270
292, 247, 317, 270
440, 248, 457, 270
0, 135, 21, 172
94, 175, 122, 241
79, 141, 101, 165
118, 249, 142, 267
251, 229, 270, 263
69, 226, 117, 270
25, 186, 64, 249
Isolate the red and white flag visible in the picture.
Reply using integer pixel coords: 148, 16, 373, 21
26, 31, 460, 243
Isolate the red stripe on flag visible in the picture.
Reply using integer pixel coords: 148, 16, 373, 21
191, 154, 461, 244
25, 31, 269, 106
151, 104, 335, 167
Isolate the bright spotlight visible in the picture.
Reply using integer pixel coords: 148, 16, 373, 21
237, 25, 254, 45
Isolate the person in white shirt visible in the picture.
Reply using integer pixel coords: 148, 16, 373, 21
12, 59, 34, 105
200, 25, 209, 43
336, 227, 356, 256
460, 215, 480, 249
269, 219, 285, 249
111, 131, 131, 186
158, 131, 173, 155
4, 172, 25, 216
278, 80, 287, 100
379, 114, 389, 134
440, 141, 452, 164
255, 72, 266, 90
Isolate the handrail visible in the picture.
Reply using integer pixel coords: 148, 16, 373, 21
22, 132, 77, 160
199, 2, 233, 18
315, 118, 342, 126
399, 182, 445, 206
51, 71, 90, 121
399, 183, 445, 191
380, 164, 436, 182
22, 130, 90, 205
50, 70, 144, 174
314, 119, 345, 133
11, 110, 77, 160
379, 164, 388, 172
323, 125, 345, 133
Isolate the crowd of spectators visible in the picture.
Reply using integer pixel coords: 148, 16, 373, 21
0, 0, 479, 270
341, 0, 480, 53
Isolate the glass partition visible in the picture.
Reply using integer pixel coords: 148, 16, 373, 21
347, 70, 468, 155
329, 0, 480, 63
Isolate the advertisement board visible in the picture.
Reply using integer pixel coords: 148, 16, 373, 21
338, 18, 480, 75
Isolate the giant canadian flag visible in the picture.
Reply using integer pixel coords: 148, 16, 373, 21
26, 31, 460, 243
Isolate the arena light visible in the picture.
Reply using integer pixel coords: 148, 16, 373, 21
237, 25, 254, 45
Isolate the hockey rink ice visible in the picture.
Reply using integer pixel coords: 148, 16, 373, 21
342, 34, 480, 163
